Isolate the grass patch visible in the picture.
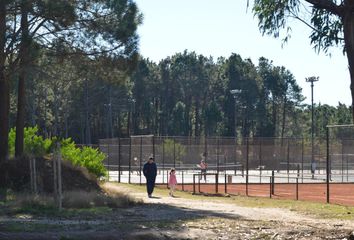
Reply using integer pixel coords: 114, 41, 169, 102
63, 190, 138, 209
0, 189, 140, 218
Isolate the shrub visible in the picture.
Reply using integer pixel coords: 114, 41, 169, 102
8, 126, 52, 157
60, 138, 81, 165
8, 126, 107, 178
60, 138, 107, 178
79, 147, 107, 178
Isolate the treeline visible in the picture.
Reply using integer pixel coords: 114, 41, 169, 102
12, 50, 352, 145
1, 1, 352, 164
131, 52, 352, 139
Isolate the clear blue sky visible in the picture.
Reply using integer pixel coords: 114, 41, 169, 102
135, 0, 351, 106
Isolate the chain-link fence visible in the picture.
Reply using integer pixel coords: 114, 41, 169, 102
327, 125, 354, 183
97, 135, 354, 183
96, 133, 354, 205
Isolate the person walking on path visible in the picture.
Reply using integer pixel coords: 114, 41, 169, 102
168, 168, 177, 197
143, 156, 157, 198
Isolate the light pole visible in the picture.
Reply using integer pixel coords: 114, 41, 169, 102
306, 76, 319, 178
230, 89, 242, 138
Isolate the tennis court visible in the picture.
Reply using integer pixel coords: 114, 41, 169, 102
166, 183, 354, 206
99, 133, 354, 206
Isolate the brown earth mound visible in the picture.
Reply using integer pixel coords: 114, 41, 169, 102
0, 156, 101, 193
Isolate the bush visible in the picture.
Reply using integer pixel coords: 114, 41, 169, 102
8, 126, 51, 157
8, 126, 107, 178
79, 147, 107, 178
60, 138, 107, 178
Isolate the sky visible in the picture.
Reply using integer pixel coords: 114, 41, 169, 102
134, 0, 351, 106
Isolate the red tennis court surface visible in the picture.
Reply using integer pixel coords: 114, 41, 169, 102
159, 183, 354, 206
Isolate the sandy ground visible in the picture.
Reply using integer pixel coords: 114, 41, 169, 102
1, 182, 354, 239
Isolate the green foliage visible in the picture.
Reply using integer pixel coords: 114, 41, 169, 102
161, 139, 186, 165
8, 126, 106, 178
252, 1, 344, 53
77, 147, 107, 178
8, 126, 51, 157
60, 138, 107, 178
60, 138, 81, 165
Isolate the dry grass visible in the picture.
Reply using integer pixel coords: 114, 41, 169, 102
12, 193, 55, 209
3, 189, 139, 212
62, 190, 139, 208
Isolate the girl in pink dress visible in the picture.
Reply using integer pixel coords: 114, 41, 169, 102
168, 168, 177, 197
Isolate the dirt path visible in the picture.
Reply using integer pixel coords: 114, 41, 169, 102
102, 182, 354, 239
105, 182, 353, 224
1, 183, 354, 239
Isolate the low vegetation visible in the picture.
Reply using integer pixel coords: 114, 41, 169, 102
8, 126, 107, 178
0, 189, 139, 217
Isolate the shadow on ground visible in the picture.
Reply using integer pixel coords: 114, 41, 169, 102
0, 200, 243, 240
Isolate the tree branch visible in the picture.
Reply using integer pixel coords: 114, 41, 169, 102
305, 0, 343, 16
289, 9, 344, 41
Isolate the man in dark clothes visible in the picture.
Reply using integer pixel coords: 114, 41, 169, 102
143, 156, 157, 198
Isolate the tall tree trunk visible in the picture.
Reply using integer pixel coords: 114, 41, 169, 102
343, 4, 354, 120
0, 2, 8, 162
15, 1, 30, 157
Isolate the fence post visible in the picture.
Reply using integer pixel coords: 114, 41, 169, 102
162, 138, 165, 184
224, 174, 227, 194
53, 147, 58, 205
216, 174, 219, 194
296, 177, 299, 200
217, 138, 220, 175
33, 157, 37, 194
341, 143, 344, 183
269, 176, 272, 198
287, 138, 290, 183
234, 136, 237, 175
107, 142, 110, 181
57, 145, 62, 210
246, 137, 249, 196
140, 137, 143, 185
259, 138, 262, 184
301, 138, 304, 183
30, 157, 33, 193
347, 154, 349, 182
205, 137, 208, 163
128, 137, 131, 184
271, 170, 275, 195
29, 156, 37, 194
118, 138, 121, 183
153, 135, 155, 159
53, 143, 62, 211
173, 137, 176, 168
193, 174, 195, 194
182, 171, 184, 191
326, 127, 330, 204
198, 174, 201, 193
